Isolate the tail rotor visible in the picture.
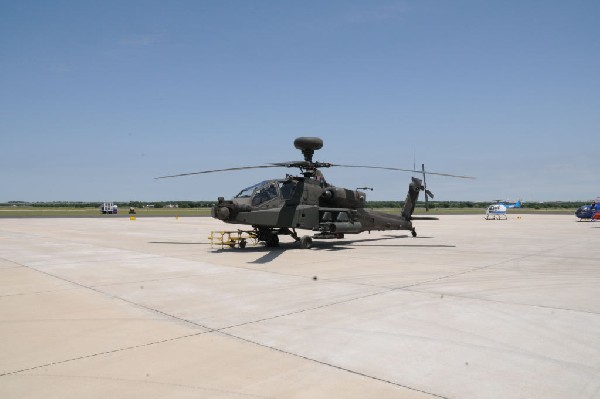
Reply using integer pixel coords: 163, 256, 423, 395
421, 164, 434, 212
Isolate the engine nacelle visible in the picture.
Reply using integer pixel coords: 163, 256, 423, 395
321, 187, 366, 208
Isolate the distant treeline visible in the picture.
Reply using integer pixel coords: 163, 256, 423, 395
2, 200, 585, 209
2, 201, 217, 208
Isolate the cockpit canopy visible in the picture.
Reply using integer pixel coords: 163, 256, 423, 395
234, 179, 299, 206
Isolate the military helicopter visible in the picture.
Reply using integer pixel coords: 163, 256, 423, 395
157, 137, 473, 249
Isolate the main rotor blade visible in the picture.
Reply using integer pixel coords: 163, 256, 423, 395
270, 161, 310, 168
270, 161, 334, 168
156, 162, 475, 179
155, 165, 283, 179
331, 164, 475, 179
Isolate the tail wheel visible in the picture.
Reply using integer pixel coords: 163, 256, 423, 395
411, 228, 417, 237
300, 235, 312, 249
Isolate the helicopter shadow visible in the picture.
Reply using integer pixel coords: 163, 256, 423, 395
149, 241, 211, 245
151, 235, 455, 264
311, 235, 455, 249
248, 247, 286, 264
149, 241, 288, 264
210, 245, 288, 264
313, 235, 407, 249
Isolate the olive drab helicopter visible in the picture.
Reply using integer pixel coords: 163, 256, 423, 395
156, 137, 473, 249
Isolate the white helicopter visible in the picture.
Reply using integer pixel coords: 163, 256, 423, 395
485, 200, 522, 220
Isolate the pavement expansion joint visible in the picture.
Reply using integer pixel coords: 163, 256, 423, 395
0, 330, 210, 378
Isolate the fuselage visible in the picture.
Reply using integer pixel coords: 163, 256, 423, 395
575, 203, 599, 219
486, 204, 507, 220
211, 175, 414, 233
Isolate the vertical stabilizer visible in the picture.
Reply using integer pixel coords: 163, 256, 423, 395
402, 177, 423, 220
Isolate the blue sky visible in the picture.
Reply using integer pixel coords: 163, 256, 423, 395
1, 0, 599, 202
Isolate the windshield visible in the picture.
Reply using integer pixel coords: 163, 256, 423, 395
251, 182, 279, 206
235, 181, 269, 198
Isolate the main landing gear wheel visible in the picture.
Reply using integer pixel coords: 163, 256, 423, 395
239, 239, 247, 249
300, 235, 312, 249
257, 228, 280, 247
411, 228, 417, 237
265, 233, 279, 247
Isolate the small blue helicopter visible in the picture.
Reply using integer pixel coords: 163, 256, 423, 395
485, 200, 522, 220
575, 200, 600, 221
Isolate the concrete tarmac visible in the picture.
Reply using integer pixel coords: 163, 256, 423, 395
1, 215, 599, 398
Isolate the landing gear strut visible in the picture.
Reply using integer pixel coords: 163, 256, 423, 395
290, 228, 299, 242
